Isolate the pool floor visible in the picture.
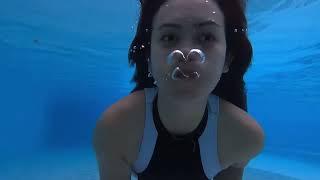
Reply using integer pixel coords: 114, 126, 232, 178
0, 148, 319, 180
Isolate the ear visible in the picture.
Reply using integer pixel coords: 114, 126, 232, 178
223, 53, 233, 73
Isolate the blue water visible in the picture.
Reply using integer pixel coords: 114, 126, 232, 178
0, 0, 319, 179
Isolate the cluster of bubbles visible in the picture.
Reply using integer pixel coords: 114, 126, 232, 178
129, 24, 247, 84
152, 49, 206, 84
129, 23, 247, 52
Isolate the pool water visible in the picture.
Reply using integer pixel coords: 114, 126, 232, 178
1, 0, 320, 179
0, 148, 319, 180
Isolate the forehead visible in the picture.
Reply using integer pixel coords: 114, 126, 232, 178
153, 0, 224, 29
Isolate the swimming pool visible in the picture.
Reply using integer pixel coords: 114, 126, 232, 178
0, 148, 319, 179
0, 0, 319, 179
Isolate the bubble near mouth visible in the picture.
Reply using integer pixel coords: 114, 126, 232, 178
171, 67, 200, 81
163, 48, 204, 82
171, 67, 187, 80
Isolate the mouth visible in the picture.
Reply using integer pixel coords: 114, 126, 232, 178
171, 67, 200, 81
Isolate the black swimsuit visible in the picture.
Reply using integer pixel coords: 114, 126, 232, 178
132, 87, 223, 180
137, 93, 210, 180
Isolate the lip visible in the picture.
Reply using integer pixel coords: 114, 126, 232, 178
174, 71, 197, 81
177, 65, 201, 75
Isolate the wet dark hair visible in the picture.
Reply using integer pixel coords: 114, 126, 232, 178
128, 0, 253, 111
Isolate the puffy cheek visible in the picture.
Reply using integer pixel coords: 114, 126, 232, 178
150, 55, 168, 79
204, 43, 226, 71
202, 56, 225, 87
206, 52, 225, 74
150, 46, 174, 77
204, 67, 221, 86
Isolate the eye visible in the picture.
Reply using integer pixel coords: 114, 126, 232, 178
160, 34, 177, 43
199, 33, 216, 43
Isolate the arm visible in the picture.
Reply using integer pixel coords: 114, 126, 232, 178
213, 130, 263, 180
92, 108, 132, 180
215, 99, 265, 180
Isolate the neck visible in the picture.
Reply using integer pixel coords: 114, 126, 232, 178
157, 89, 209, 135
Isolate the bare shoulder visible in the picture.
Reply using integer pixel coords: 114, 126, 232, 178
219, 98, 265, 141
218, 98, 265, 169
98, 90, 145, 126
93, 90, 146, 164
92, 90, 146, 179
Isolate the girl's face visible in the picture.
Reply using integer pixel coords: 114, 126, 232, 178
150, 0, 230, 96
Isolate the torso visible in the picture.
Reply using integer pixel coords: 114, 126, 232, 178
119, 89, 232, 170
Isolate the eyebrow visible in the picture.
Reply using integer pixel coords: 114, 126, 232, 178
158, 20, 221, 30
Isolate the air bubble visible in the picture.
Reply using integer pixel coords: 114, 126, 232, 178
205, 0, 209, 3
171, 67, 189, 81
187, 49, 206, 64
166, 49, 206, 81
167, 49, 206, 65
167, 50, 186, 65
